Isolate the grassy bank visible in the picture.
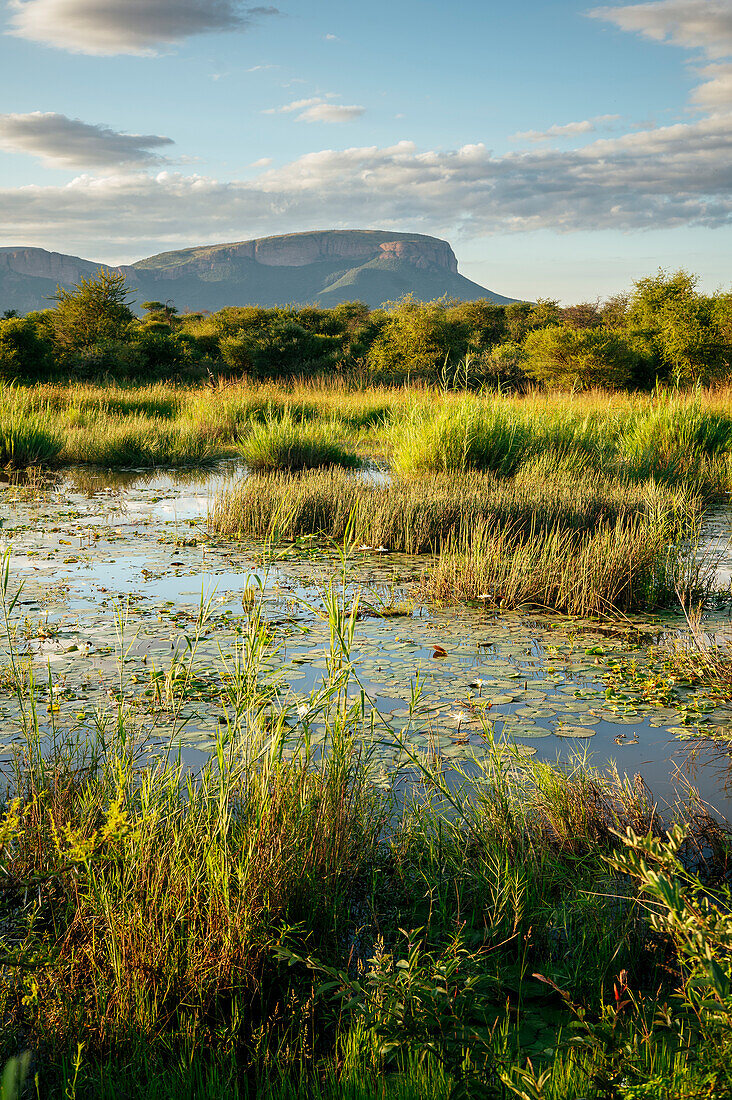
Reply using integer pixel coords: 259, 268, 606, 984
0, 577, 730, 1100
3, 380, 732, 480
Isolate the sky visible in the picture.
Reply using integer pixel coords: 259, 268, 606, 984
0, 0, 730, 303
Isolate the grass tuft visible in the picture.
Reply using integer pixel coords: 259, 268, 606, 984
238, 413, 362, 470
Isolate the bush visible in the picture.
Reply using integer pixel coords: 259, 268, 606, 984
0, 317, 53, 381
70, 340, 146, 380
366, 297, 470, 381
523, 324, 643, 390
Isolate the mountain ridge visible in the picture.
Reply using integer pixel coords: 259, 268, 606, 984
0, 230, 520, 314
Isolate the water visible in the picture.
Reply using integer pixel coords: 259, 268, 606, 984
1, 460, 732, 816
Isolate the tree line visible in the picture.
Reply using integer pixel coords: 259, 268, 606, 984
1, 267, 730, 389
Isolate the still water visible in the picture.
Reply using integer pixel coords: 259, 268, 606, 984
1, 460, 731, 816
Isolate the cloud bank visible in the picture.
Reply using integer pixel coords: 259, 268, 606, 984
1, 114, 730, 257
6, 0, 279, 55
0, 112, 174, 168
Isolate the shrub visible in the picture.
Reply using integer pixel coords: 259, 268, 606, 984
0, 317, 53, 381
523, 324, 643, 390
366, 297, 470, 381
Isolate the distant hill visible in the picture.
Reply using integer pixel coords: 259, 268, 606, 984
0, 230, 520, 314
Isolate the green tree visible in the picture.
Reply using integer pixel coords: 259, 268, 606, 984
523, 325, 641, 390
367, 296, 470, 380
52, 269, 135, 354
628, 269, 729, 385
0, 317, 52, 380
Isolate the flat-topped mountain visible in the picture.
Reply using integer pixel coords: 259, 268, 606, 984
0, 231, 520, 314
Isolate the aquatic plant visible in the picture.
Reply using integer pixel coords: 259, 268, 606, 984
0, 558, 729, 1099
420, 515, 711, 616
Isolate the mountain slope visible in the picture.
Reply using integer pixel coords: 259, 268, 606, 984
1, 231, 520, 314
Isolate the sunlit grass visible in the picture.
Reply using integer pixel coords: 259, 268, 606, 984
238, 413, 362, 470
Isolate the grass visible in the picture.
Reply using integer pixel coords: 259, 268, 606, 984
419, 514, 712, 616
61, 414, 221, 467
2, 378, 732, 490
238, 413, 362, 470
209, 464, 702, 552
0, 412, 62, 467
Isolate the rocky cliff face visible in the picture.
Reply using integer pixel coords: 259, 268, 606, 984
1, 232, 518, 313
0, 247, 135, 283
136, 230, 459, 278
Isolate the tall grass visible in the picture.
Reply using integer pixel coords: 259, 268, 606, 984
420, 515, 710, 615
3, 380, 732, 489
0, 412, 62, 467
392, 390, 732, 495
238, 413, 362, 470
61, 414, 220, 467
210, 463, 701, 561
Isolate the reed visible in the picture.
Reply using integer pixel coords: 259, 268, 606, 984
60, 415, 221, 467
419, 515, 710, 616
210, 465, 702, 558
0, 412, 63, 467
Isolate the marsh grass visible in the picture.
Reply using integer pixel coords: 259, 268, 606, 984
238, 413, 362, 470
4, 379, 732, 497
61, 415, 221, 467
419, 515, 711, 616
0, 413, 63, 467
218, 466, 701, 546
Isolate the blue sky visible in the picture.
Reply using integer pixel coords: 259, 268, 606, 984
0, 0, 730, 302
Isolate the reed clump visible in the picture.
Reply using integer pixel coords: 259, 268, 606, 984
238, 413, 362, 470
60, 414, 221, 467
210, 465, 701, 557
0, 412, 63, 467
419, 515, 708, 616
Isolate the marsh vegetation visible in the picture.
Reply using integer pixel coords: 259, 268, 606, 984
2, 272, 732, 1097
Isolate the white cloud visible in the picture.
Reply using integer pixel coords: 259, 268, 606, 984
590, 1, 732, 57
0, 112, 174, 168
263, 95, 365, 122
6, 0, 279, 56
511, 114, 619, 142
1, 116, 730, 258
250, 156, 273, 167
692, 61, 732, 107
298, 102, 364, 123
591, 1, 732, 107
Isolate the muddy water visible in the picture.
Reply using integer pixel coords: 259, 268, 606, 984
1, 461, 732, 815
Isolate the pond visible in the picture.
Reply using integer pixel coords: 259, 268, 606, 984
1, 459, 732, 816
